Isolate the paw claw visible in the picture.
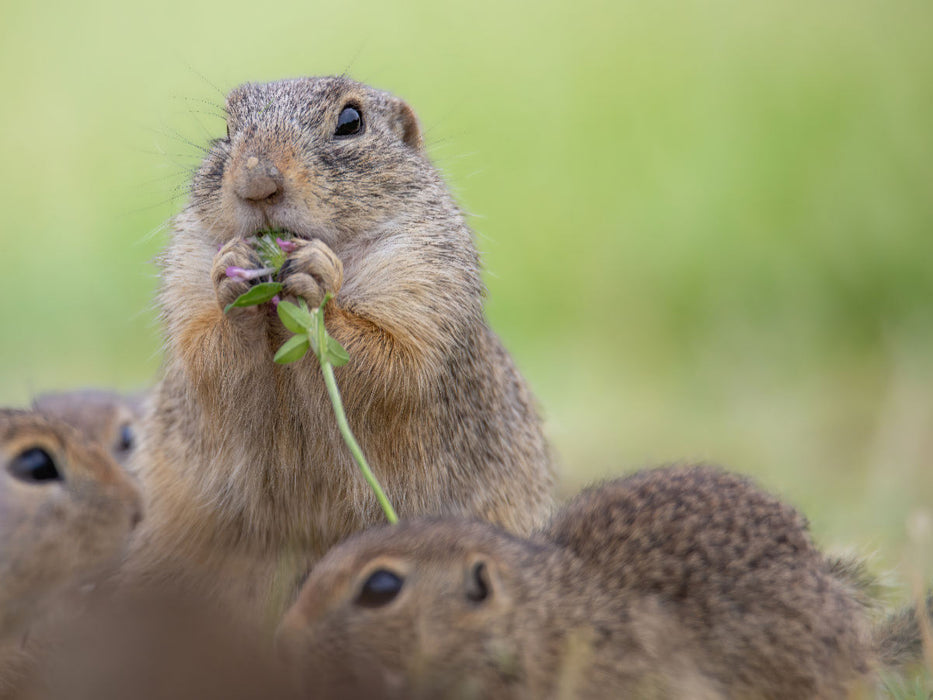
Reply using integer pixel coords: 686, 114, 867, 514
212, 239, 263, 311
280, 239, 344, 309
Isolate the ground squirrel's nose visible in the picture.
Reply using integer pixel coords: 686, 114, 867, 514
233, 155, 283, 202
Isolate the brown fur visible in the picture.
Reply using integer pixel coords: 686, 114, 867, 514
542, 465, 876, 697
128, 76, 555, 618
32, 389, 146, 468
278, 465, 875, 699
0, 409, 142, 692
873, 592, 933, 672
26, 583, 302, 700
823, 553, 933, 678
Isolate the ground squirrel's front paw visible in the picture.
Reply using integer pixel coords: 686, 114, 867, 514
280, 239, 344, 309
211, 239, 263, 311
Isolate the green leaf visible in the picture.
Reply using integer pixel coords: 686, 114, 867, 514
223, 282, 283, 312
325, 336, 350, 367
273, 333, 310, 364
277, 300, 314, 334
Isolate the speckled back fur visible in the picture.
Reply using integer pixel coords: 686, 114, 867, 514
543, 465, 875, 698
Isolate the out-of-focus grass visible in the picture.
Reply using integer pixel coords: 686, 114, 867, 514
881, 669, 933, 700
0, 0, 930, 608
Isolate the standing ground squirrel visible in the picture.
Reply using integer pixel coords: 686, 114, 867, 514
277, 465, 880, 699
33, 389, 145, 468
129, 76, 555, 614
0, 409, 142, 689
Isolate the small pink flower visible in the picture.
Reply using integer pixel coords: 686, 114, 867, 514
227, 265, 278, 281
276, 237, 297, 253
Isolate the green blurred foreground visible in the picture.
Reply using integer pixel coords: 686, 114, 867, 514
0, 0, 930, 615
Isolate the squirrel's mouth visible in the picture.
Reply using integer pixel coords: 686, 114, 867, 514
250, 223, 331, 245
251, 226, 294, 239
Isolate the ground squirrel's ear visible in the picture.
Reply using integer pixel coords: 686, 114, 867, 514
464, 557, 496, 604
392, 99, 423, 151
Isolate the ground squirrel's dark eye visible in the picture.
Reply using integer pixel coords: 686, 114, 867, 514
355, 568, 403, 608
8, 447, 61, 483
117, 424, 134, 453
335, 106, 363, 137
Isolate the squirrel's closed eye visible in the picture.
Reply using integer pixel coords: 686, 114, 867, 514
335, 106, 363, 137
355, 568, 403, 608
8, 447, 61, 483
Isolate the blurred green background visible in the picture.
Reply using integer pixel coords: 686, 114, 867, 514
1, 0, 930, 590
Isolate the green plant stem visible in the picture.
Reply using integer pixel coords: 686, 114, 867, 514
319, 359, 399, 524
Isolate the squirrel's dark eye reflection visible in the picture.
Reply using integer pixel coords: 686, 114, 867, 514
355, 568, 403, 608
117, 424, 134, 453
8, 448, 61, 483
335, 106, 362, 137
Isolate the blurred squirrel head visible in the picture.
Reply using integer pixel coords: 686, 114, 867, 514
32, 389, 146, 468
0, 409, 143, 636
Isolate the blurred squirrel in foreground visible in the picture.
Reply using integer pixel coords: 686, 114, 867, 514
0, 409, 142, 693
279, 465, 932, 699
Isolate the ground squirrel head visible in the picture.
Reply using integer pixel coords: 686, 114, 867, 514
191, 76, 429, 248
277, 519, 547, 697
0, 409, 143, 638
33, 389, 146, 468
